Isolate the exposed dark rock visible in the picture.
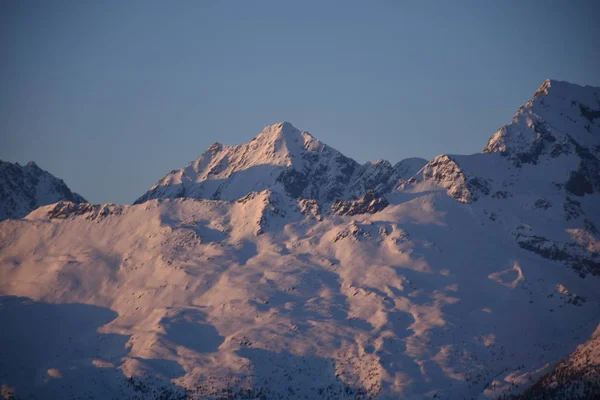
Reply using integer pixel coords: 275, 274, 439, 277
579, 103, 600, 122
492, 191, 513, 199
550, 142, 571, 158
566, 169, 594, 196
330, 191, 389, 216
584, 219, 599, 235
533, 199, 552, 210
563, 141, 600, 197
46, 201, 122, 221
333, 223, 372, 242
347, 160, 400, 198
277, 169, 309, 198
564, 197, 583, 221
467, 177, 491, 196
515, 233, 600, 277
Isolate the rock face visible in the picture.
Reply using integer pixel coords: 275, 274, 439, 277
418, 154, 490, 204
330, 190, 389, 216
0, 160, 86, 221
44, 201, 122, 221
134, 122, 425, 206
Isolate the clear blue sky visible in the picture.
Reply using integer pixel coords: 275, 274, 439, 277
1, 1, 598, 204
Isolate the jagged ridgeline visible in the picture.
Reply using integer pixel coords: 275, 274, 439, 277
0, 80, 599, 399
133, 121, 426, 205
0, 161, 86, 221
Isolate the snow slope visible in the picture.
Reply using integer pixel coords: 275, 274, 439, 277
1, 80, 599, 400
0, 161, 86, 221
402, 79, 600, 278
513, 323, 600, 399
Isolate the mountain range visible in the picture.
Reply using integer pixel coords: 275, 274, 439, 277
133, 121, 427, 205
0, 79, 599, 400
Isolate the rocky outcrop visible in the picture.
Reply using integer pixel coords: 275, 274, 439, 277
330, 191, 389, 216
45, 201, 123, 221
514, 232, 600, 278
419, 155, 490, 203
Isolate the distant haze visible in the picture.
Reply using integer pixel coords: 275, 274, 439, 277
1, 0, 599, 204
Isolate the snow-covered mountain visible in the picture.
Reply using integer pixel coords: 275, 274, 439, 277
0, 160, 86, 221
514, 323, 600, 399
134, 122, 427, 205
1, 80, 599, 400
402, 79, 600, 278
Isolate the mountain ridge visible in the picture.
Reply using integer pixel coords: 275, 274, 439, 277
134, 121, 428, 206
0, 160, 87, 221
135, 79, 599, 211
1, 79, 599, 399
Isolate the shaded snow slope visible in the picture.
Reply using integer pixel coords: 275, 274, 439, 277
513, 323, 600, 400
394, 157, 428, 180
0, 160, 86, 221
1, 80, 599, 400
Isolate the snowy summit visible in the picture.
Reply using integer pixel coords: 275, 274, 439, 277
1, 80, 599, 400
134, 121, 427, 205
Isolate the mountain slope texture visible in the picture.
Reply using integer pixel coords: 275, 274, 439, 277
1, 79, 599, 400
133, 122, 427, 205
0, 160, 86, 221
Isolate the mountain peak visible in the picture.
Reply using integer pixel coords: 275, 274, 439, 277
276, 121, 297, 131
255, 121, 299, 137
0, 160, 87, 221
484, 79, 600, 156
255, 121, 295, 138
135, 122, 364, 204
252, 121, 318, 152
530, 78, 589, 101
206, 142, 223, 152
